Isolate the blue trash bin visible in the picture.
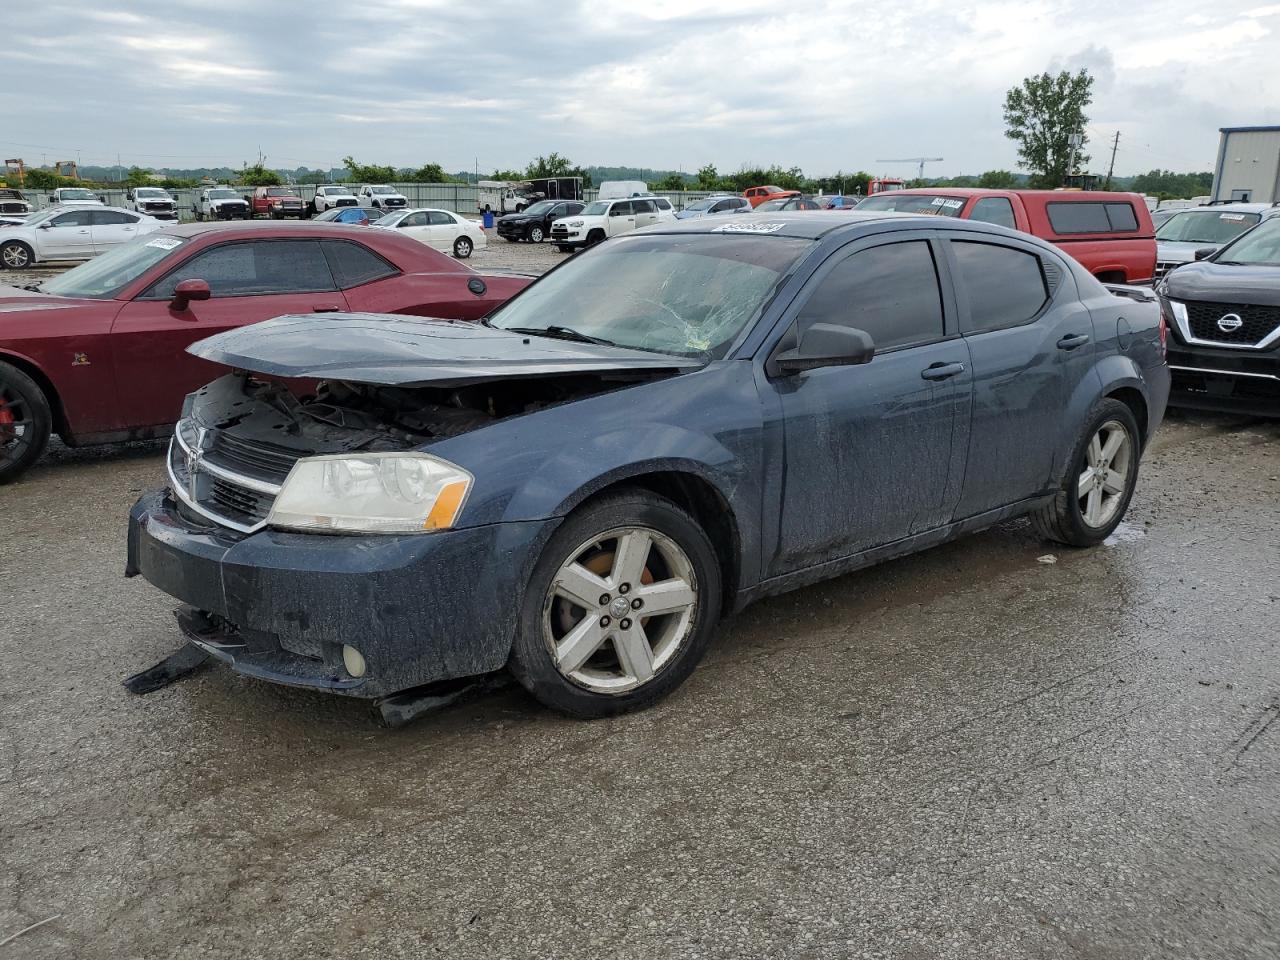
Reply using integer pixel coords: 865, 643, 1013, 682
482, 210, 494, 229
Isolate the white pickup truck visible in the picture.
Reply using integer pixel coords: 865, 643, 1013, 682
128, 187, 179, 220
311, 185, 359, 215
193, 186, 251, 221
47, 187, 104, 207
357, 185, 408, 210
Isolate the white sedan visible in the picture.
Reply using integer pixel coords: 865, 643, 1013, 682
373, 208, 487, 259
0, 206, 164, 269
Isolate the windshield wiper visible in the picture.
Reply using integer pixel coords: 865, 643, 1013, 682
502, 325, 618, 347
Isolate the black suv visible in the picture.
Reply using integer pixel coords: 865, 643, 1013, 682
1161, 214, 1280, 415
496, 199, 586, 244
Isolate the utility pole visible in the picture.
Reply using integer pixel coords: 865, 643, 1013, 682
1066, 133, 1083, 188
1103, 131, 1120, 190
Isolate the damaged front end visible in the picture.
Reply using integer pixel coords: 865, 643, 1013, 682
127, 313, 699, 703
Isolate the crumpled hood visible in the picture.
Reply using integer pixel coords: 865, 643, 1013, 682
1163, 261, 1280, 307
187, 313, 701, 386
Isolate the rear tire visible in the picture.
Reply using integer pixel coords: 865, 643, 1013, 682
510, 491, 722, 718
453, 236, 473, 258
1032, 398, 1141, 546
0, 361, 53, 484
1, 241, 34, 269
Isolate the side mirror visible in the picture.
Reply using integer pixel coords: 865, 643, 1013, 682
1193, 247, 1216, 261
37, 222, 52, 230
171, 278, 211, 311
47, 195, 56, 203
773, 323, 875, 375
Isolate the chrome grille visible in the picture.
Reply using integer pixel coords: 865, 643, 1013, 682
1184, 300, 1280, 348
1154, 260, 1182, 281
168, 419, 288, 533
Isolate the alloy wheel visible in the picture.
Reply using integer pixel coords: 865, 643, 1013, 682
1, 242, 31, 269
1078, 419, 1132, 528
542, 526, 699, 694
454, 237, 473, 258
529, 226, 544, 243
0, 383, 33, 468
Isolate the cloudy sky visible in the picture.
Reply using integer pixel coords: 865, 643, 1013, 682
2, 0, 1277, 178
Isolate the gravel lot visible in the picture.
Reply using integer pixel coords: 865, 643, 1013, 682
2, 251, 1279, 959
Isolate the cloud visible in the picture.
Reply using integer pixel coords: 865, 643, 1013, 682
0, 0, 1275, 177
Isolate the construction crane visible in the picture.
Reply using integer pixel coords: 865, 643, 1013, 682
875, 157, 944, 180
4, 159, 24, 186
54, 160, 79, 180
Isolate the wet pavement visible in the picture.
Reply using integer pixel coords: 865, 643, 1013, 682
1, 411, 1277, 958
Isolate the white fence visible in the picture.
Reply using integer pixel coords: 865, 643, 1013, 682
25, 184, 727, 221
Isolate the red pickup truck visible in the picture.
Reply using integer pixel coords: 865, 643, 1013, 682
743, 185, 801, 208
249, 186, 307, 219
856, 188, 1156, 284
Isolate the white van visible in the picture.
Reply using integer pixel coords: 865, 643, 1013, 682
596, 181, 650, 201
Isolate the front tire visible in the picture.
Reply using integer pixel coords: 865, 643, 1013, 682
1032, 398, 1141, 546
510, 491, 722, 718
0, 361, 53, 484
1, 241, 34, 269
528, 225, 544, 243
453, 236, 473, 258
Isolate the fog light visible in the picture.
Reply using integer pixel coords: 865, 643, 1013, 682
342, 644, 367, 678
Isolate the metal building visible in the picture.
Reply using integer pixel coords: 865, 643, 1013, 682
1211, 125, 1280, 203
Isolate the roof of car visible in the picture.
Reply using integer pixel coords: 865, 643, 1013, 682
643, 210, 912, 239
1172, 202, 1276, 214
871, 187, 1144, 200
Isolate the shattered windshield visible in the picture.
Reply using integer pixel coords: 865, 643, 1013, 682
488, 233, 812, 359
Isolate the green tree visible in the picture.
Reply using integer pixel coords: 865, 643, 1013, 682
977, 169, 1020, 189
1003, 69, 1094, 189
342, 156, 397, 184
1130, 169, 1214, 199
238, 160, 282, 186
696, 164, 722, 190
404, 162, 453, 183
651, 172, 689, 191
524, 153, 592, 187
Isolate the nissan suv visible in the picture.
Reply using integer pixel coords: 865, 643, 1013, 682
1160, 214, 1280, 415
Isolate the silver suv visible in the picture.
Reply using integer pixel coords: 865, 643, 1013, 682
1155, 202, 1280, 280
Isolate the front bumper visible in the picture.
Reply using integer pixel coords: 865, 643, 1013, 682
496, 220, 529, 238
1167, 345, 1280, 417
127, 489, 556, 698
212, 205, 250, 220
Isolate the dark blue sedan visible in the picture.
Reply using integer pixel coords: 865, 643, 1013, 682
127, 212, 1170, 717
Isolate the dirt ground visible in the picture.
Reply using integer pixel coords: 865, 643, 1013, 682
1, 247, 1279, 958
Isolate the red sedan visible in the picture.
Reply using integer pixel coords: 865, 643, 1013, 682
0, 221, 530, 482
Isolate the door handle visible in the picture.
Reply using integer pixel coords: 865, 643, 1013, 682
312, 305, 343, 312
921, 361, 966, 381
1057, 333, 1090, 350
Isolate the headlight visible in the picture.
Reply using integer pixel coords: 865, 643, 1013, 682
267, 452, 472, 534
567, 219, 584, 227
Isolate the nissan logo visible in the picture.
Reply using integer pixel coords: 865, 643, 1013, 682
1217, 313, 1244, 333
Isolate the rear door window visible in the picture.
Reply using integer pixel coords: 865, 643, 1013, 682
321, 240, 398, 288
797, 240, 945, 352
91, 210, 139, 225
951, 241, 1048, 333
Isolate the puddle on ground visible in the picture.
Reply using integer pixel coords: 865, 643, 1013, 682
1104, 521, 1147, 546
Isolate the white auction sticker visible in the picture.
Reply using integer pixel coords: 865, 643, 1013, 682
145, 236, 183, 249
714, 221, 786, 234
